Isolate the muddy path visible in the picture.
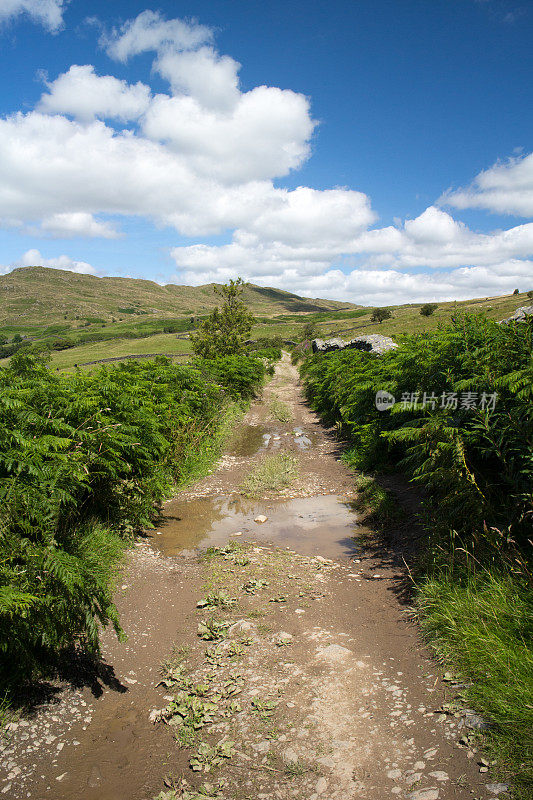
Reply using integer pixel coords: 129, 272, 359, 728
1, 355, 502, 800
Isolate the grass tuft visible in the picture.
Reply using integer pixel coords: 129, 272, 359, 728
269, 396, 293, 423
240, 454, 298, 497
349, 471, 403, 526
418, 570, 533, 797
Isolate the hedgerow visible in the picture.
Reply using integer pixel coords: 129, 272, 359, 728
301, 314, 533, 793
0, 352, 265, 684
194, 355, 266, 400
301, 314, 532, 560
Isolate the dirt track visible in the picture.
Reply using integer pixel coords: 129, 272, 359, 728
0, 355, 497, 800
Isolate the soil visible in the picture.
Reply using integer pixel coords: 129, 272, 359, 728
0, 355, 505, 800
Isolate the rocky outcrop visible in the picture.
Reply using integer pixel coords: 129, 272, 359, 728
312, 334, 398, 355
498, 305, 533, 324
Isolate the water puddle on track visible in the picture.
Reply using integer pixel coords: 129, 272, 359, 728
227, 423, 319, 457
150, 494, 360, 561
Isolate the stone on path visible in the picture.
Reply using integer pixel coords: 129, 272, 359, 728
316, 644, 353, 662
281, 747, 298, 764
485, 784, 511, 796
407, 790, 440, 800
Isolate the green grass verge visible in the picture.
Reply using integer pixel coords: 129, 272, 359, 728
342, 456, 532, 797
176, 402, 245, 490
350, 475, 403, 526
418, 571, 533, 798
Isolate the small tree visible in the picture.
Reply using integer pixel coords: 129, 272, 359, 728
420, 303, 438, 317
191, 278, 255, 359
371, 307, 392, 324
302, 320, 318, 341
513, 288, 520, 295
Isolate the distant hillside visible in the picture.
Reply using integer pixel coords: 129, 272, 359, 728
0, 266, 358, 328
1, 265, 531, 372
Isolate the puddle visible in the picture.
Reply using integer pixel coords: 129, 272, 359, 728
226, 424, 279, 456
151, 494, 360, 560
227, 423, 318, 456
292, 427, 317, 451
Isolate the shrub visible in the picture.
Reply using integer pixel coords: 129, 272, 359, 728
194, 354, 265, 400
371, 307, 392, 323
301, 314, 533, 559
420, 303, 438, 316
0, 353, 251, 684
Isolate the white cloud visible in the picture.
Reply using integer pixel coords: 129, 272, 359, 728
103, 10, 212, 62
0, 109, 321, 235
243, 187, 376, 246
5, 248, 96, 274
403, 205, 464, 243
154, 47, 241, 112
37, 212, 121, 239
0, 0, 64, 31
168, 260, 533, 307
141, 86, 315, 183
38, 65, 151, 122
444, 151, 533, 216
170, 205, 533, 283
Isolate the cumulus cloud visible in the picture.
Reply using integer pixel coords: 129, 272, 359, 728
141, 86, 315, 183
103, 10, 212, 62
444, 152, 533, 216
244, 187, 376, 246
168, 260, 533, 307
38, 65, 151, 122
0, 0, 64, 31
0, 106, 320, 235
170, 205, 533, 284
154, 47, 241, 112
37, 212, 121, 239
5, 248, 96, 274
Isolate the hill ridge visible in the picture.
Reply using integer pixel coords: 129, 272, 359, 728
0, 266, 358, 327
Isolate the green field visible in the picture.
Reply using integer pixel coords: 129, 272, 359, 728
46, 333, 193, 370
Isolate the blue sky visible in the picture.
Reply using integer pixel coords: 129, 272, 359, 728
0, 0, 531, 304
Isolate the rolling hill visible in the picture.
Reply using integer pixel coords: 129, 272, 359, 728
0, 266, 359, 329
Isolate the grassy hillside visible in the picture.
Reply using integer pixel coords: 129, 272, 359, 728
318, 291, 533, 338
0, 266, 357, 330
1, 265, 531, 370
